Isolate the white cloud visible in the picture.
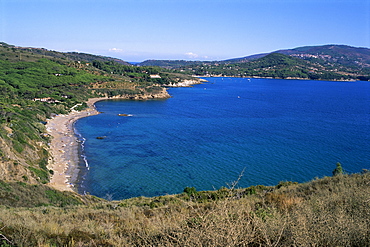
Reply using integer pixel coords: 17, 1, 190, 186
185, 52, 199, 59
184, 52, 211, 60
109, 48, 124, 53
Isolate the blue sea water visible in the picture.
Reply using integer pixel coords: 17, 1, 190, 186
75, 78, 370, 200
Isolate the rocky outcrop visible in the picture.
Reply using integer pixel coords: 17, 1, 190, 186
97, 87, 171, 100
165, 78, 206, 87
127, 88, 171, 100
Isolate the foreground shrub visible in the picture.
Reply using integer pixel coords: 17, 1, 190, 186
0, 173, 368, 246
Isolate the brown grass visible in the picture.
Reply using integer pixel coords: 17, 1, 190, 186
0, 173, 369, 246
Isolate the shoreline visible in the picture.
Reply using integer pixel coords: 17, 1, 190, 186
46, 95, 173, 192
46, 81, 201, 193
46, 97, 108, 192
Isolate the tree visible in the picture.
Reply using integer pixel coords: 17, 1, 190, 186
332, 162, 344, 176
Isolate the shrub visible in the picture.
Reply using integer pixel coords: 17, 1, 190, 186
332, 162, 344, 176
183, 186, 197, 196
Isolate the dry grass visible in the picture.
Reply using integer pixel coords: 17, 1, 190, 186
0, 173, 369, 246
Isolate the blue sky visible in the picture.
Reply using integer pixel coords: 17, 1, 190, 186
1, 0, 369, 62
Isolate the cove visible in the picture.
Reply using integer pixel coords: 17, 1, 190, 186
74, 78, 370, 200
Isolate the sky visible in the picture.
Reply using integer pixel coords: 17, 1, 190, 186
1, 0, 369, 62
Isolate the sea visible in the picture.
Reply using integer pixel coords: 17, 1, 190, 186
74, 77, 370, 200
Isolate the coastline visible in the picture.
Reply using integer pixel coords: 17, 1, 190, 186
46, 97, 107, 192
46, 95, 171, 192
46, 80, 201, 193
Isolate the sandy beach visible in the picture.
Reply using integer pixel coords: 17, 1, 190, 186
46, 97, 108, 192
46, 90, 173, 192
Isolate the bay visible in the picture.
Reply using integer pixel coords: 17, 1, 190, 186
75, 78, 370, 200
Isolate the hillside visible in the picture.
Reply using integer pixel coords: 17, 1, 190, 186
277, 44, 370, 66
178, 52, 370, 80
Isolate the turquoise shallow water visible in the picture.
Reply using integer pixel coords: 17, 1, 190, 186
75, 78, 370, 200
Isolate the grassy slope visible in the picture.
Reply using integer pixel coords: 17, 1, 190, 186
0, 172, 369, 246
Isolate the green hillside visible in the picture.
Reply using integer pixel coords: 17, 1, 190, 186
279, 44, 370, 65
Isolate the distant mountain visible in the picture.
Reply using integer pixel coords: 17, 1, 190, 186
277, 44, 370, 63
139, 45, 370, 72
175, 51, 370, 81
226, 45, 370, 68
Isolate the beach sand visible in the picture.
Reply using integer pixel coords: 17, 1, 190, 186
46, 98, 108, 192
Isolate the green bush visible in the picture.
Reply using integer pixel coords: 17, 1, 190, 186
183, 186, 197, 196
28, 167, 49, 184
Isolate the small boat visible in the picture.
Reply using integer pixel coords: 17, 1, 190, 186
96, 136, 107, 139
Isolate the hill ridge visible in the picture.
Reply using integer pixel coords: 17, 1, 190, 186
139, 44, 370, 71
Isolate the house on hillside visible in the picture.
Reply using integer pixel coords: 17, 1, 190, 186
33, 97, 60, 103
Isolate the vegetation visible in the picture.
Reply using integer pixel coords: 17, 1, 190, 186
0, 172, 368, 246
